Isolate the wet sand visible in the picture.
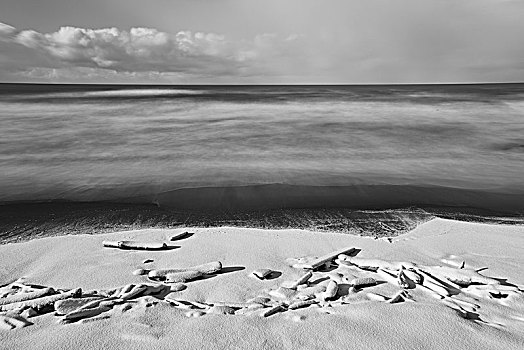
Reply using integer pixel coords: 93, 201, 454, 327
2, 200, 524, 244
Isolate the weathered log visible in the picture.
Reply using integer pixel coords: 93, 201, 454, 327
165, 271, 203, 283
288, 300, 317, 310
64, 305, 111, 321
0, 287, 55, 306
321, 280, 339, 300
0, 288, 81, 312
350, 277, 377, 288
289, 271, 313, 289
292, 247, 357, 270
262, 304, 285, 317
148, 261, 222, 279
103, 240, 167, 250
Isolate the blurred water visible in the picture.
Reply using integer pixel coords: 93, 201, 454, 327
0, 83, 523, 210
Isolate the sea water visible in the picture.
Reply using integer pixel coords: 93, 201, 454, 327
1, 83, 523, 212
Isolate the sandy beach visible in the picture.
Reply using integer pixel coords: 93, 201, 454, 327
2, 1, 524, 348
1, 218, 523, 349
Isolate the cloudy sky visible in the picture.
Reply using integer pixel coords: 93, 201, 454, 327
1, 0, 523, 84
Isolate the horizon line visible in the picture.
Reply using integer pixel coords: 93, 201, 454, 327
1, 81, 523, 87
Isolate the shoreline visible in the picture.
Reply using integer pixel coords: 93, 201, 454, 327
1, 201, 523, 244
4, 184, 524, 213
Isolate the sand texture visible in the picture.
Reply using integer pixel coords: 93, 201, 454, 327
0, 219, 523, 349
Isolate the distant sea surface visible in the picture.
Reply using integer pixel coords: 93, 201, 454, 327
1, 83, 524, 215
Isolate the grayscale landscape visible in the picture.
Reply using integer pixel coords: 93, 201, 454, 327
1, 1, 523, 349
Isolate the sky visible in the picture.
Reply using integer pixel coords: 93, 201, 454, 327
0, 0, 523, 84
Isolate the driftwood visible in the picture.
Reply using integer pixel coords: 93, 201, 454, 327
288, 300, 317, 310
78, 299, 106, 311
165, 298, 207, 310
64, 305, 111, 321
165, 271, 203, 283
103, 240, 167, 250
403, 269, 423, 284
132, 269, 147, 276
262, 304, 285, 317
211, 302, 257, 309
292, 247, 357, 270
398, 268, 413, 289
338, 256, 416, 271
252, 269, 273, 280
116, 284, 134, 298
20, 307, 37, 318
142, 284, 168, 295
166, 284, 186, 293
55, 297, 104, 315
376, 268, 399, 285
296, 284, 327, 300
170, 231, 193, 241
327, 272, 352, 284
207, 305, 236, 315
388, 291, 407, 304
289, 271, 313, 289
186, 300, 210, 309
417, 269, 463, 294
423, 266, 500, 286
148, 261, 222, 279
120, 284, 148, 300
0, 288, 81, 312
321, 280, 339, 300
420, 277, 450, 297
0, 287, 55, 306
350, 277, 377, 288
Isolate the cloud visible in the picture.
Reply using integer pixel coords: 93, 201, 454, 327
1, 1, 524, 85
0, 22, 16, 40
0, 21, 305, 82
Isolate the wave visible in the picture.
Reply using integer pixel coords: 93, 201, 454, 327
0, 203, 434, 243
1, 88, 206, 102
81, 89, 205, 97
3, 184, 522, 215
110, 183, 524, 215
2, 193, 523, 244
2, 183, 523, 243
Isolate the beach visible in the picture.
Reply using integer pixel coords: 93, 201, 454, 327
2, 0, 524, 347
1, 218, 523, 349
1, 84, 523, 348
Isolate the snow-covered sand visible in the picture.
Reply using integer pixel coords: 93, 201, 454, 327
1, 218, 523, 349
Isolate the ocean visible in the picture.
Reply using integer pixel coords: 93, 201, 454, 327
1, 83, 523, 241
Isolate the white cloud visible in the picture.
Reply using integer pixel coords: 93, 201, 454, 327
0, 22, 16, 41
0, 22, 303, 81
1, 1, 524, 85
